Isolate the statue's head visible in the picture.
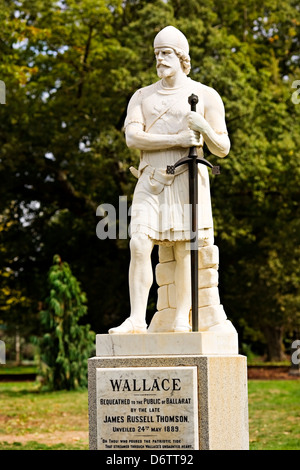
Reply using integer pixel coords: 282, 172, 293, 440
153, 26, 191, 76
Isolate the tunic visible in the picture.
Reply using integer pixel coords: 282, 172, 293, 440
125, 78, 216, 245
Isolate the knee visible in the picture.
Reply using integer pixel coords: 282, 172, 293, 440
130, 236, 152, 260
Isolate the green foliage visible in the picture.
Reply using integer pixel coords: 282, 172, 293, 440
0, 0, 299, 359
37, 255, 95, 390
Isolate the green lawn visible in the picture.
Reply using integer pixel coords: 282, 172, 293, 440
0, 364, 38, 375
0, 382, 89, 450
248, 380, 300, 450
0, 380, 299, 450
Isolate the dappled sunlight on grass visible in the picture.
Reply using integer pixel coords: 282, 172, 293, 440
1, 380, 299, 450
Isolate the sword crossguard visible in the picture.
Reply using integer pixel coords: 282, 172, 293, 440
212, 165, 220, 175
173, 155, 214, 171
166, 165, 175, 175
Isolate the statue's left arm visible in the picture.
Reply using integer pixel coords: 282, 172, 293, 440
188, 86, 230, 158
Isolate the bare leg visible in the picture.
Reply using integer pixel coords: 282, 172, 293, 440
129, 235, 154, 323
173, 241, 191, 332
109, 234, 154, 334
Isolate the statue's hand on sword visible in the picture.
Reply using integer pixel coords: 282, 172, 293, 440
175, 128, 201, 148
188, 111, 210, 135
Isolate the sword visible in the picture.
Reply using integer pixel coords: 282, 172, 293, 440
166, 94, 220, 331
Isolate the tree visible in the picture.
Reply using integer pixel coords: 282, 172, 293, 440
37, 254, 95, 390
197, 0, 300, 360
0, 0, 299, 360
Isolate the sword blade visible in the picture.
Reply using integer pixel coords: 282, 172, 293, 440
189, 156, 199, 332
188, 94, 199, 332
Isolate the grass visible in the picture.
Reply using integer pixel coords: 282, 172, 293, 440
248, 380, 300, 450
0, 441, 82, 450
0, 382, 89, 450
0, 365, 38, 376
0, 380, 299, 450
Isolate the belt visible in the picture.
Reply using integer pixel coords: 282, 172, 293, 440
129, 162, 188, 195
129, 162, 188, 183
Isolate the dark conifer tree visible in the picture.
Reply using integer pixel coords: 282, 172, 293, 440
38, 255, 95, 390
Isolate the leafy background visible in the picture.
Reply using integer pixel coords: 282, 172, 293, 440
0, 0, 299, 361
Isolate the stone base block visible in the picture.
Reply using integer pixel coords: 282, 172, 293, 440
96, 330, 238, 356
198, 268, 219, 288
198, 245, 219, 268
198, 286, 220, 307
198, 304, 227, 330
148, 303, 233, 334
155, 261, 176, 285
88, 353, 249, 450
148, 307, 177, 332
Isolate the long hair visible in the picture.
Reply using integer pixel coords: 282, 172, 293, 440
174, 48, 191, 75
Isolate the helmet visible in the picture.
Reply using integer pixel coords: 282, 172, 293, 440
154, 26, 189, 56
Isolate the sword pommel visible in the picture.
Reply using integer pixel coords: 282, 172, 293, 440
188, 93, 199, 111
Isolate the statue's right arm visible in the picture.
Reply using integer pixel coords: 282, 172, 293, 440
124, 90, 200, 151
125, 123, 199, 151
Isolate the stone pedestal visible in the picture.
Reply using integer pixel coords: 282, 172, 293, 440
150, 244, 235, 333
88, 334, 249, 450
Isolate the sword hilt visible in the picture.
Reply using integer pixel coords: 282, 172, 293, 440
188, 94, 199, 159
188, 93, 199, 111
166, 93, 220, 175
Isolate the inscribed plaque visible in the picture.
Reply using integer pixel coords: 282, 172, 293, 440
96, 366, 198, 450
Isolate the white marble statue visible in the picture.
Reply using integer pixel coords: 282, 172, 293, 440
109, 26, 234, 334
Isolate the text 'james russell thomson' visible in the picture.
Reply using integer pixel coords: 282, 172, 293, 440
104, 414, 189, 423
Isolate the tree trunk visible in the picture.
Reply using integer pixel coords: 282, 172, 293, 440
263, 325, 285, 362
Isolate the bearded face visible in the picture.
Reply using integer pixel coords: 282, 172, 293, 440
155, 47, 183, 79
